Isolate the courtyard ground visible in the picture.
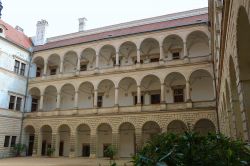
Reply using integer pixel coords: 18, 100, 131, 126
0, 157, 133, 166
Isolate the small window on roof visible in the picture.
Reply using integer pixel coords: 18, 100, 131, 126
0, 28, 3, 33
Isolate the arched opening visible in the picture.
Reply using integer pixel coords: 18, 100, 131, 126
99, 45, 116, 68
47, 54, 60, 76
60, 84, 75, 110
33, 57, 44, 77
40, 125, 52, 156
167, 120, 187, 134
80, 48, 96, 71
141, 75, 161, 105
165, 72, 186, 103
63, 51, 78, 73
119, 41, 137, 65
76, 124, 91, 157
190, 70, 214, 101
97, 80, 115, 108
29, 87, 40, 112
119, 122, 135, 157
229, 57, 244, 139
142, 121, 161, 145
237, 6, 250, 139
163, 35, 184, 60
78, 82, 94, 109
24, 125, 35, 156
97, 123, 112, 157
43, 86, 57, 111
194, 119, 216, 136
186, 31, 209, 58
118, 77, 137, 106
58, 124, 71, 157
140, 38, 160, 63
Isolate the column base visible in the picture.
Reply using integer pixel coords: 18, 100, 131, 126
159, 59, 165, 65
89, 154, 96, 158
183, 57, 190, 63
69, 151, 76, 158
186, 101, 193, 108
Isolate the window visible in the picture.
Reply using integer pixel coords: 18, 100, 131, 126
8, 95, 16, 109
150, 58, 159, 62
97, 96, 103, 108
0, 28, 3, 33
10, 136, 17, 147
50, 68, 57, 75
36, 67, 41, 77
80, 64, 87, 71
20, 63, 26, 76
134, 95, 144, 105
172, 52, 180, 60
15, 97, 22, 111
14, 60, 20, 74
151, 94, 160, 104
31, 98, 38, 112
4, 136, 10, 147
173, 88, 184, 103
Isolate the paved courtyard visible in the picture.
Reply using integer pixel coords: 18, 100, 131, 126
0, 157, 133, 166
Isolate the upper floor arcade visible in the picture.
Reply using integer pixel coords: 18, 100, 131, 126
31, 26, 211, 81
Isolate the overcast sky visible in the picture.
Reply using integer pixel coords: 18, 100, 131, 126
2, 0, 208, 38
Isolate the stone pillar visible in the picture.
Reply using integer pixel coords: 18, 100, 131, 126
69, 132, 77, 158
137, 86, 141, 105
161, 83, 165, 103
56, 93, 61, 109
95, 54, 99, 70
74, 91, 79, 109
135, 129, 142, 153
89, 133, 97, 158
60, 61, 63, 73
136, 49, 141, 64
52, 133, 59, 157
77, 56, 81, 72
115, 87, 119, 106
94, 89, 98, 108
115, 52, 119, 66
39, 95, 44, 111
160, 45, 164, 61
32, 132, 39, 156
213, 79, 216, 100
186, 81, 191, 101
112, 132, 120, 158
183, 42, 188, 58
43, 62, 48, 76
36, 132, 42, 156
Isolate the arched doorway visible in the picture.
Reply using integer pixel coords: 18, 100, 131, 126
58, 124, 71, 157
119, 122, 135, 157
142, 121, 161, 145
40, 125, 52, 156
76, 124, 91, 157
24, 126, 35, 156
194, 119, 216, 136
97, 123, 112, 157
167, 120, 187, 134
118, 77, 137, 106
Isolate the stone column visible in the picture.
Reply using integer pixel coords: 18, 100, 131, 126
74, 91, 79, 109
39, 95, 44, 111
43, 62, 48, 76
115, 52, 119, 66
60, 61, 63, 73
213, 79, 216, 100
115, 87, 119, 106
161, 83, 166, 103
36, 132, 42, 156
135, 129, 142, 153
56, 93, 61, 110
95, 54, 99, 70
32, 132, 39, 156
160, 45, 164, 61
89, 133, 97, 158
69, 132, 77, 158
77, 56, 81, 72
186, 81, 192, 108
52, 133, 59, 157
183, 42, 188, 58
136, 49, 141, 64
94, 89, 98, 108
137, 86, 141, 105
112, 132, 120, 158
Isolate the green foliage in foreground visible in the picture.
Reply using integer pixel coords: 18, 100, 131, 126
132, 132, 250, 166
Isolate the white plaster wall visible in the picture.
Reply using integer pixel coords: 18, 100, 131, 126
118, 83, 137, 106
78, 93, 94, 109
191, 77, 214, 101
102, 88, 115, 107
189, 43, 209, 57
44, 95, 57, 111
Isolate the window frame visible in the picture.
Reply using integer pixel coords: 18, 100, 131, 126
10, 136, 17, 147
173, 87, 184, 103
4, 136, 10, 147
14, 60, 20, 74
20, 63, 26, 76
8, 93, 24, 111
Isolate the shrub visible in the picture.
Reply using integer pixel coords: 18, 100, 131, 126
13, 143, 26, 157
132, 131, 250, 166
104, 145, 117, 160
47, 147, 55, 157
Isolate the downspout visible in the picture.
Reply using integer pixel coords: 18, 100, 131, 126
19, 48, 33, 144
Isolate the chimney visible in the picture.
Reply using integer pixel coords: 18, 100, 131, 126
15, 26, 24, 32
0, 0, 3, 18
79, 17, 87, 32
35, 19, 48, 46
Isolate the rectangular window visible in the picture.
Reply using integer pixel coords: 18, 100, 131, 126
134, 95, 144, 105
31, 98, 38, 112
80, 64, 87, 71
15, 97, 22, 111
172, 52, 180, 60
20, 63, 26, 76
4, 136, 10, 147
174, 88, 184, 103
97, 96, 103, 108
10, 136, 16, 147
8, 95, 16, 110
50, 68, 57, 75
14, 60, 20, 74
150, 94, 160, 104
36, 67, 41, 77
150, 58, 159, 62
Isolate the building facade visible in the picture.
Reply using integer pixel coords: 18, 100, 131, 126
22, 8, 218, 158
0, 20, 32, 157
209, 0, 250, 141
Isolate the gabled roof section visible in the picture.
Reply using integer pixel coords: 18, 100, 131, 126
0, 19, 32, 50
34, 7, 208, 52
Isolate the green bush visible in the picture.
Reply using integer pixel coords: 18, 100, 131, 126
13, 143, 26, 156
132, 131, 250, 166
47, 147, 55, 157
104, 145, 117, 160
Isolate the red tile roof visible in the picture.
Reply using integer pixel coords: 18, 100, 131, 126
0, 19, 32, 50
34, 14, 208, 52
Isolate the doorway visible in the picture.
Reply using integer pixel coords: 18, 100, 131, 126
82, 144, 90, 157
41, 140, 46, 156
28, 135, 34, 156
59, 141, 64, 156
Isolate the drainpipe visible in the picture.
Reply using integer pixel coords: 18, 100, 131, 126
19, 48, 33, 145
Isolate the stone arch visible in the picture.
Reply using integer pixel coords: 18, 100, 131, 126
163, 34, 184, 60
47, 54, 60, 76
76, 123, 91, 157
23, 125, 35, 156
32, 56, 44, 77
189, 69, 214, 101
99, 44, 116, 68
96, 123, 112, 157
140, 38, 160, 63
97, 79, 115, 108
43, 85, 57, 111
142, 121, 161, 144
60, 83, 75, 110
63, 51, 78, 73
58, 124, 71, 157
81, 48, 96, 71
78, 81, 94, 109
167, 120, 187, 134
28, 87, 41, 112
119, 122, 135, 157
194, 119, 216, 136
119, 41, 137, 65
118, 77, 137, 106
40, 125, 52, 156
